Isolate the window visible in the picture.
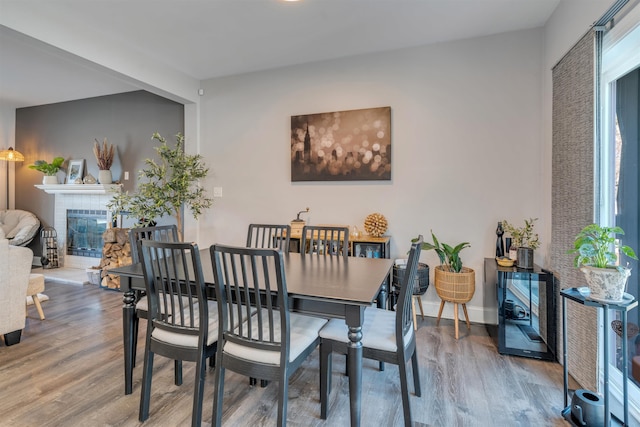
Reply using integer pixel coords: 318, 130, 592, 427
600, 5, 640, 421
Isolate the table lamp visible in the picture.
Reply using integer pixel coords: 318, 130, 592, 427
0, 147, 25, 209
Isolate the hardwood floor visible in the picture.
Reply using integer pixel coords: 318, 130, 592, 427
0, 281, 573, 426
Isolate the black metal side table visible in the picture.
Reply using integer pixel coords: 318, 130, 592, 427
560, 287, 638, 426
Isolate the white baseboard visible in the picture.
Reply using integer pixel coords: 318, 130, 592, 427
417, 296, 498, 326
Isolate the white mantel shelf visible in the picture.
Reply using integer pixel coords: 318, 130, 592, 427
35, 184, 122, 195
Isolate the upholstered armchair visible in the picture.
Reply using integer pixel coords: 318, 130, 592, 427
0, 209, 40, 246
0, 232, 33, 345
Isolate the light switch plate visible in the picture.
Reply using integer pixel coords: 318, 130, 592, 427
213, 187, 223, 197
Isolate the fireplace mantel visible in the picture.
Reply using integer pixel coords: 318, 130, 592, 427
35, 184, 121, 195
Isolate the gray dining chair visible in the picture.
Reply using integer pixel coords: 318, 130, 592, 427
301, 225, 349, 257
246, 223, 291, 387
318, 235, 423, 427
138, 240, 218, 427
210, 244, 328, 427
128, 225, 184, 372
247, 223, 291, 252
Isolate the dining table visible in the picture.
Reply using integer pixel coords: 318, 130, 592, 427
110, 249, 394, 427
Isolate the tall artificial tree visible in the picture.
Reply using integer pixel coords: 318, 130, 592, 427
108, 132, 212, 240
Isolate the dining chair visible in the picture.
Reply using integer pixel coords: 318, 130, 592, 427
247, 223, 291, 252
128, 225, 183, 370
138, 240, 218, 427
318, 235, 423, 426
210, 244, 328, 427
301, 225, 349, 257
246, 223, 291, 387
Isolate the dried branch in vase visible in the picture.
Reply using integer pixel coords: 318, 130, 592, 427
94, 138, 115, 170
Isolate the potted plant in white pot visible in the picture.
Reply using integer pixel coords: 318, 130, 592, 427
107, 132, 212, 241
29, 157, 65, 184
503, 218, 540, 269
569, 223, 638, 302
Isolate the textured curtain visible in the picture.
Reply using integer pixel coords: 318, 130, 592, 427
551, 29, 598, 392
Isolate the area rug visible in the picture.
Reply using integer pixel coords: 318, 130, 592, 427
26, 293, 49, 305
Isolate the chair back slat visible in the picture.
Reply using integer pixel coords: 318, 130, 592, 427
301, 225, 349, 257
129, 224, 179, 264
247, 224, 291, 252
396, 235, 423, 338
140, 240, 206, 339
211, 244, 289, 357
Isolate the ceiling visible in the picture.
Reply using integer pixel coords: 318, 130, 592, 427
0, 0, 562, 108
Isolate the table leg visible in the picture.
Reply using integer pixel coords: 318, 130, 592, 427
122, 282, 137, 395
345, 307, 365, 427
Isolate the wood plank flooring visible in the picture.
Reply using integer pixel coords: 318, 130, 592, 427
0, 281, 573, 426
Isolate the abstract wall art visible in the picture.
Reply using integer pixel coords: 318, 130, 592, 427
291, 106, 391, 182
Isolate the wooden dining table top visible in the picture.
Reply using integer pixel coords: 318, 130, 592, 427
112, 249, 394, 306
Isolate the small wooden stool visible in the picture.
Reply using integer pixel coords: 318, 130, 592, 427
26, 273, 46, 320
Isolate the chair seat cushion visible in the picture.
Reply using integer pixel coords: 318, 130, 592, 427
224, 311, 327, 365
152, 301, 219, 347
150, 302, 255, 348
319, 307, 413, 352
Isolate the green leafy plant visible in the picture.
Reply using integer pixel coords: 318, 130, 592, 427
502, 218, 540, 250
568, 223, 637, 271
413, 230, 470, 273
28, 157, 65, 176
107, 132, 212, 240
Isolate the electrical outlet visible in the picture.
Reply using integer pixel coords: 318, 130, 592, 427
213, 187, 223, 197
124, 171, 129, 180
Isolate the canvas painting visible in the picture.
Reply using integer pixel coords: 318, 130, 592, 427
291, 106, 391, 181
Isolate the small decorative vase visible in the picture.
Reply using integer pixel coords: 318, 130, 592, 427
580, 265, 631, 302
42, 175, 58, 185
516, 247, 534, 269
508, 247, 518, 261
98, 169, 112, 184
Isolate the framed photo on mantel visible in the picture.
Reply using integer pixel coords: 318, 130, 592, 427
67, 159, 85, 184
290, 106, 391, 182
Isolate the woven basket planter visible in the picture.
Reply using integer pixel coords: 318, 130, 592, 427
434, 265, 475, 303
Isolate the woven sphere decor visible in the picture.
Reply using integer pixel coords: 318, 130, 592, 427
364, 213, 388, 237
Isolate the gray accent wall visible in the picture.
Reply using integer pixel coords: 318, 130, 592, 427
14, 90, 184, 255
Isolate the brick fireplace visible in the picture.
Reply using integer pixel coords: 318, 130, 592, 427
35, 184, 120, 269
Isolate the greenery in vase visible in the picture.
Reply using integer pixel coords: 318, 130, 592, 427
28, 157, 65, 176
93, 138, 115, 170
413, 230, 470, 273
502, 217, 540, 250
107, 132, 212, 240
568, 223, 637, 272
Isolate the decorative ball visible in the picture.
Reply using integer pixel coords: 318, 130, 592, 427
364, 213, 388, 237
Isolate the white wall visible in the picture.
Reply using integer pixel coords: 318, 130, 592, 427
200, 28, 545, 324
